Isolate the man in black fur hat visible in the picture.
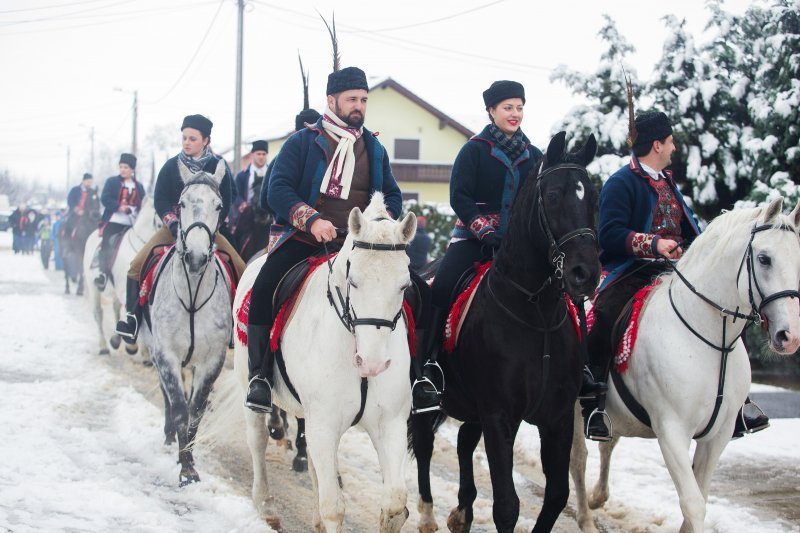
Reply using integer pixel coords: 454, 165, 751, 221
233, 140, 269, 220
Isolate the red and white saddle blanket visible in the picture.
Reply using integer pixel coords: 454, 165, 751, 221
139, 246, 236, 307
442, 261, 582, 353
586, 279, 660, 373
235, 254, 417, 355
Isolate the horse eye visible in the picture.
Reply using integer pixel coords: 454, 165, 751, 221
179, 201, 185, 209
401, 282, 411, 293
757, 254, 771, 266
215, 205, 222, 211
546, 192, 559, 203
348, 278, 359, 289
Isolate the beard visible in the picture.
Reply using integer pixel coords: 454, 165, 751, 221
333, 102, 364, 129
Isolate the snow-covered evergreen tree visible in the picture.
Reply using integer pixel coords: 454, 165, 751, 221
549, 15, 636, 184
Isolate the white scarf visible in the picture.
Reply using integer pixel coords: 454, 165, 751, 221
319, 106, 363, 200
248, 163, 267, 201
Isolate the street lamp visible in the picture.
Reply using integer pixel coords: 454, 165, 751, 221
114, 87, 138, 156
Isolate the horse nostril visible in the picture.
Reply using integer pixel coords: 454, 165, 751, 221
571, 266, 589, 285
384, 360, 392, 370
776, 330, 789, 345
355, 355, 363, 367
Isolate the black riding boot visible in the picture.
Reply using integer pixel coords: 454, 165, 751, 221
93, 246, 108, 291
732, 396, 769, 439
245, 324, 273, 414
580, 364, 612, 441
115, 277, 141, 344
411, 307, 447, 414
578, 365, 607, 400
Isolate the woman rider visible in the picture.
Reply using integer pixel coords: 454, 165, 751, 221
411, 80, 544, 413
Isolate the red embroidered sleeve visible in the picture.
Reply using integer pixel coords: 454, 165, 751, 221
468, 214, 499, 239
289, 202, 320, 232
162, 212, 178, 226
628, 232, 656, 258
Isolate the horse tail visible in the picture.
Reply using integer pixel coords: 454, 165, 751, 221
191, 367, 245, 451
406, 410, 447, 458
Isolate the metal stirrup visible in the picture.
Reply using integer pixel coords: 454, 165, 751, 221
585, 408, 613, 441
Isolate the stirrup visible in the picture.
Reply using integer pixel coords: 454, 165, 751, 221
411, 377, 442, 415
738, 400, 770, 435
93, 273, 107, 291
423, 360, 445, 391
584, 408, 613, 442
244, 376, 273, 414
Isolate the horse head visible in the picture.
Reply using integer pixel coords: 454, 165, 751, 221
177, 159, 225, 274
742, 198, 800, 354
518, 131, 600, 298
340, 193, 416, 377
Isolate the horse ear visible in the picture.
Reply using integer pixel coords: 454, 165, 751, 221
576, 134, 597, 167
397, 212, 417, 243
348, 206, 364, 237
789, 202, 800, 229
178, 159, 193, 182
546, 131, 567, 166
212, 159, 226, 184
763, 196, 784, 224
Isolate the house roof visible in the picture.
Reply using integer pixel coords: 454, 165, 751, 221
371, 78, 475, 138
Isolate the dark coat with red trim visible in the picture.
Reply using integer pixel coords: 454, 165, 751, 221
598, 155, 700, 290
154, 154, 233, 227
449, 125, 543, 240
266, 118, 402, 252
99, 175, 145, 223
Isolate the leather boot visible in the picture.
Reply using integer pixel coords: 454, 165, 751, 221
732, 397, 769, 439
580, 388, 612, 441
411, 306, 447, 414
115, 277, 141, 344
578, 365, 607, 400
245, 324, 273, 414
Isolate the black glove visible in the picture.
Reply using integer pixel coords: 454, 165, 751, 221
168, 220, 179, 239
481, 231, 502, 250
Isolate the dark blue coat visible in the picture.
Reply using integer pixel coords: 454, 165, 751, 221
100, 176, 145, 223
154, 154, 233, 227
67, 185, 99, 212
267, 118, 402, 252
450, 125, 543, 240
598, 155, 701, 290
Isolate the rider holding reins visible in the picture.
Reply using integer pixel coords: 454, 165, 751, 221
244, 65, 402, 414
115, 115, 246, 344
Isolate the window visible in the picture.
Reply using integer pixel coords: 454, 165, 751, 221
394, 139, 420, 160
401, 192, 419, 202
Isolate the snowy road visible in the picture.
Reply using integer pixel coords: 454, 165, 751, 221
1, 232, 798, 532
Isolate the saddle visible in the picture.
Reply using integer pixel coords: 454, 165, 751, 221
608, 280, 660, 374
442, 261, 493, 353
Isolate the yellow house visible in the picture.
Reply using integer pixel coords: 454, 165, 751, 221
259, 78, 474, 204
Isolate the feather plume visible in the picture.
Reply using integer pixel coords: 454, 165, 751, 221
298, 52, 309, 110
318, 11, 340, 72
622, 65, 636, 148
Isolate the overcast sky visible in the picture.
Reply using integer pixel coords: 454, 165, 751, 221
0, 0, 754, 191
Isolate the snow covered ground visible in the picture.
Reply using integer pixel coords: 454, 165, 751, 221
0, 229, 797, 532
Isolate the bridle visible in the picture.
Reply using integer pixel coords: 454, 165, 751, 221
666, 220, 800, 439
323, 220, 407, 334
172, 175, 224, 368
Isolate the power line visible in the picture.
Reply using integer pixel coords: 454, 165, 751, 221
146, 0, 226, 105
0, 0, 137, 26
348, 0, 506, 33
0, 0, 112, 15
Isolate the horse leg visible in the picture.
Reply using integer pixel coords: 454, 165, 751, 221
587, 434, 619, 509
481, 413, 521, 533
535, 419, 575, 532
267, 408, 287, 442
364, 415, 409, 532
293, 417, 308, 473
158, 380, 177, 445
92, 288, 109, 355
153, 358, 194, 486
447, 421, 482, 533
64, 271, 70, 294
655, 427, 705, 532
570, 402, 598, 532
76, 272, 84, 296
410, 411, 439, 533
683, 436, 729, 532
305, 416, 345, 532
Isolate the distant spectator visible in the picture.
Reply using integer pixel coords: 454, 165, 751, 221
22, 208, 38, 254
8, 204, 25, 254
52, 210, 65, 270
406, 215, 432, 272
39, 216, 53, 269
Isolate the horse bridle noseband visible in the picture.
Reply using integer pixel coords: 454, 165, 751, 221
323, 220, 408, 334
667, 221, 800, 439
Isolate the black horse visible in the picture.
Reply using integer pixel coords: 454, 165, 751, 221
411, 131, 600, 532
233, 176, 271, 263
59, 192, 100, 295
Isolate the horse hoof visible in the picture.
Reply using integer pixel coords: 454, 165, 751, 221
125, 344, 138, 356
380, 506, 409, 532
446, 506, 471, 533
265, 515, 282, 532
142, 359, 153, 367
179, 468, 200, 487
268, 426, 285, 441
292, 455, 308, 473
109, 335, 121, 350
99, 348, 110, 355
164, 435, 176, 446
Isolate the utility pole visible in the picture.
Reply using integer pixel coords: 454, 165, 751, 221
132, 90, 138, 156
66, 145, 70, 194
233, 0, 244, 173
89, 126, 95, 176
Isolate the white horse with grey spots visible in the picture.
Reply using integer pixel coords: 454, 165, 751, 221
140, 160, 233, 486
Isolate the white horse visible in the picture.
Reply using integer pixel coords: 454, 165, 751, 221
571, 198, 800, 532
140, 160, 233, 486
83, 197, 160, 356
231, 193, 416, 532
